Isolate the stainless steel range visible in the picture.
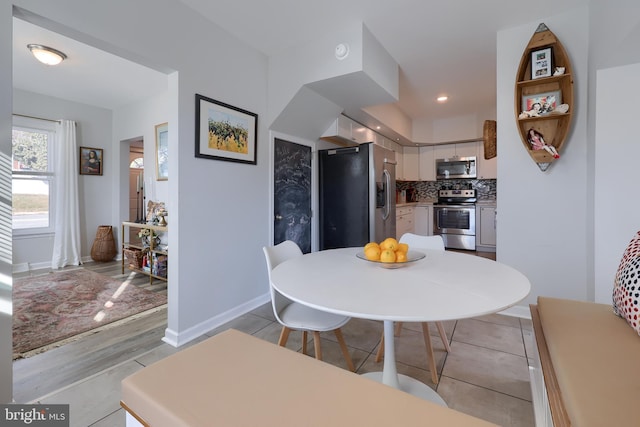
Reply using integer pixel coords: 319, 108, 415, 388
433, 189, 476, 250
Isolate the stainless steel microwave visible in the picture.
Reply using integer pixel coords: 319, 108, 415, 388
436, 156, 477, 179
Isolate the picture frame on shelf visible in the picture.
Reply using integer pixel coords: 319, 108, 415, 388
195, 93, 258, 165
521, 90, 562, 116
155, 122, 168, 180
79, 147, 103, 175
531, 47, 553, 79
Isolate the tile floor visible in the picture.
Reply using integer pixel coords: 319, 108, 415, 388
29, 302, 536, 427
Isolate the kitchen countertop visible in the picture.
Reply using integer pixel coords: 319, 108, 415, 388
396, 199, 496, 208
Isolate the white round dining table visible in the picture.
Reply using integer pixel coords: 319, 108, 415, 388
270, 247, 531, 404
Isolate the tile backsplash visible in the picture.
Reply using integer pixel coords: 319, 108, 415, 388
397, 179, 497, 201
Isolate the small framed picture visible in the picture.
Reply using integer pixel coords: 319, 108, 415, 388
79, 147, 103, 175
522, 90, 562, 115
155, 122, 168, 181
531, 47, 553, 79
195, 93, 258, 165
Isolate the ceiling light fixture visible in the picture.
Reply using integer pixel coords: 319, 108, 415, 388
437, 96, 448, 102
27, 44, 67, 65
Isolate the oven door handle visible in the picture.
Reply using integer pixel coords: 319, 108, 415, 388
382, 169, 391, 220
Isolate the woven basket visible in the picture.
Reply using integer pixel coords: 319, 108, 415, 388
90, 225, 117, 262
483, 120, 497, 160
124, 248, 144, 269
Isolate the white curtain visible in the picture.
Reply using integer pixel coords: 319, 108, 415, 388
51, 120, 82, 268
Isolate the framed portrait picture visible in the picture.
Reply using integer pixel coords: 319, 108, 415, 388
155, 122, 168, 180
195, 93, 258, 165
79, 147, 103, 175
531, 47, 553, 79
521, 90, 562, 115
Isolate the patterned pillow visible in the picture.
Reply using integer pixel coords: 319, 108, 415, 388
613, 231, 640, 334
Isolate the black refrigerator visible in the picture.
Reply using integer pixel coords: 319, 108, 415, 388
318, 143, 396, 250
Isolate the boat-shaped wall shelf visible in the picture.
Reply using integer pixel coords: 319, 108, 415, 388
515, 23, 574, 172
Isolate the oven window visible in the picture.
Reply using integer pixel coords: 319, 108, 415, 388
437, 209, 471, 230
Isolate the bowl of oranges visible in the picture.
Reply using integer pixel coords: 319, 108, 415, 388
356, 237, 425, 269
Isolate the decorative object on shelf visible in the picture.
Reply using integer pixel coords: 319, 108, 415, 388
79, 146, 103, 175
155, 122, 168, 181
146, 200, 165, 224
157, 208, 168, 226
530, 47, 552, 79
526, 128, 559, 159
124, 248, 144, 269
138, 227, 159, 247
195, 93, 258, 165
515, 23, 574, 172
483, 120, 497, 159
90, 225, 117, 262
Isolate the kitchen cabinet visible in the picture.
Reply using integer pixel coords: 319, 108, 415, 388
402, 146, 420, 181
320, 115, 375, 145
122, 222, 168, 283
414, 204, 433, 236
419, 146, 435, 181
396, 206, 414, 239
477, 205, 496, 251
434, 142, 478, 160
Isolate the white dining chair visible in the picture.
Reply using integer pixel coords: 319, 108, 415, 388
375, 233, 451, 384
263, 240, 355, 372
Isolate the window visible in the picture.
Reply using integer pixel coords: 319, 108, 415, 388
12, 117, 55, 235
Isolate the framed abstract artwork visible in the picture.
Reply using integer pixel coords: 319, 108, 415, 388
195, 93, 257, 165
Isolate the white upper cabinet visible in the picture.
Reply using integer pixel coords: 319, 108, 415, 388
433, 142, 478, 160
419, 146, 435, 181
321, 115, 375, 145
402, 146, 420, 181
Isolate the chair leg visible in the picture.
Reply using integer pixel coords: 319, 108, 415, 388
421, 323, 439, 384
302, 330, 308, 355
313, 331, 323, 360
278, 326, 291, 347
334, 328, 355, 372
395, 322, 403, 336
375, 331, 385, 363
435, 321, 451, 353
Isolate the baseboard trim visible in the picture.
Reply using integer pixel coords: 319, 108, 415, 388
162, 292, 271, 347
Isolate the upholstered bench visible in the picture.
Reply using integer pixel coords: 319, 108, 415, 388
530, 297, 640, 426
121, 329, 496, 426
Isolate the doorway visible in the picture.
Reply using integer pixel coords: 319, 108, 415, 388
129, 140, 144, 223
273, 138, 312, 253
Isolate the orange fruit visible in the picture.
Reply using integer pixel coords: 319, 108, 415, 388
395, 251, 408, 262
397, 243, 409, 253
380, 237, 398, 251
364, 246, 381, 261
380, 249, 397, 263
364, 242, 380, 252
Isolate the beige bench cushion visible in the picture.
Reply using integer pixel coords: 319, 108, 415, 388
121, 329, 496, 427
538, 297, 640, 427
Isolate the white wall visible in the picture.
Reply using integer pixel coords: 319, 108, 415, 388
497, 8, 590, 304
12, 89, 113, 270
594, 63, 640, 302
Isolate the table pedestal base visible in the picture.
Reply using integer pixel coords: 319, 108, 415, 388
362, 372, 447, 406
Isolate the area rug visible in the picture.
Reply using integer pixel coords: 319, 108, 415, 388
13, 269, 167, 359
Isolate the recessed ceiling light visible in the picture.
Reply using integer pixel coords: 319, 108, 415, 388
437, 96, 448, 102
27, 44, 67, 65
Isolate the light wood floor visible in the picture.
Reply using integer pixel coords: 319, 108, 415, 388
13, 261, 168, 403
